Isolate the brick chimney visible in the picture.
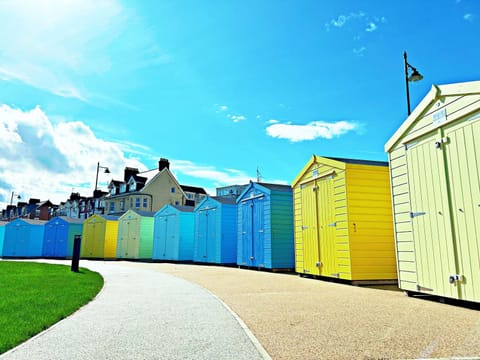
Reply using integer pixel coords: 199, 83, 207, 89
158, 158, 170, 171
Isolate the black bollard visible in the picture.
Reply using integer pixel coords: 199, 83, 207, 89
71, 234, 82, 272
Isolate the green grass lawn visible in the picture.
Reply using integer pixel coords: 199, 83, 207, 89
0, 261, 104, 354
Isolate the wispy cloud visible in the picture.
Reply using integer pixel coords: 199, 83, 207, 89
0, 0, 168, 102
170, 160, 255, 187
215, 104, 229, 112
353, 46, 367, 56
266, 120, 360, 142
464, 13, 475, 22
0, 104, 146, 209
325, 11, 386, 34
326, 11, 366, 30
229, 115, 247, 123
365, 22, 377, 32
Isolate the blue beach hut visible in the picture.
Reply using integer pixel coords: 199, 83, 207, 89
43, 217, 83, 258
193, 196, 237, 265
3, 219, 46, 257
0, 221, 7, 257
153, 205, 195, 261
236, 182, 294, 269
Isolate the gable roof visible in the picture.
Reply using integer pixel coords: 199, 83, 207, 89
180, 185, 207, 194
292, 155, 387, 187
385, 80, 480, 152
140, 167, 188, 198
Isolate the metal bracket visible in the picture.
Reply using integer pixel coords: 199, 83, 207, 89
449, 274, 463, 284
410, 211, 426, 218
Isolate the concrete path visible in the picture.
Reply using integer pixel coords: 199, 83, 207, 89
1, 260, 267, 360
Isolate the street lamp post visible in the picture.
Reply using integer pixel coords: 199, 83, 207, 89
404, 51, 424, 116
93, 162, 110, 214
9, 191, 21, 220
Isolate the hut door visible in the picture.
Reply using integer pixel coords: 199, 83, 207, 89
165, 214, 177, 258
300, 181, 321, 275
443, 118, 480, 301
92, 223, 104, 257
406, 134, 457, 298
126, 219, 140, 258
44, 224, 56, 257
253, 197, 265, 267
82, 222, 95, 256
54, 223, 67, 257
241, 201, 253, 265
155, 215, 167, 259
206, 209, 217, 262
18, 224, 29, 256
317, 176, 337, 277
241, 197, 265, 267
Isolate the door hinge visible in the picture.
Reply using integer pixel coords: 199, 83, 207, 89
410, 211, 426, 218
327, 222, 337, 227
315, 261, 322, 267
416, 285, 434, 292
302, 226, 308, 230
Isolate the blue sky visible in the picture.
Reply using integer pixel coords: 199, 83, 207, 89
1, 0, 479, 209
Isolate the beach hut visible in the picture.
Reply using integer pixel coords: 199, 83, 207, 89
117, 210, 155, 259
292, 155, 397, 282
81, 214, 119, 259
0, 221, 7, 257
236, 182, 294, 269
385, 81, 480, 302
42, 217, 83, 258
193, 196, 237, 264
3, 219, 46, 257
153, 205, 195, 261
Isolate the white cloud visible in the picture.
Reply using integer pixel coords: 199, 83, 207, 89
365, 22, 377, 32
265, 120, 359, 142
464, 13, 475, 22
325, 11, 386, 35
353, 46, 367, 56
267, 119, 279, 124
326, 11, 365, 30
215, 104, 229, 112
0, 104, 146, 209
170, 160, 255, 188
0, 0, 167, 101
230, 115, 247, 123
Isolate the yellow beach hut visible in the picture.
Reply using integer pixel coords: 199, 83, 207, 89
292, 155, 397, 282
81, 214, 119, 259
385, 80, 480, 302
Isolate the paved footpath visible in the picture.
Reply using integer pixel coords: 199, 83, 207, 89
1, 260, 268, 360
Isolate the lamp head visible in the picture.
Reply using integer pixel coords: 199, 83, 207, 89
104, 168, 111, 174
408, 68, 423, 82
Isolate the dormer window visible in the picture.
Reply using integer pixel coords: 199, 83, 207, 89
120, 183, 127, 193
128, 177, 137, 192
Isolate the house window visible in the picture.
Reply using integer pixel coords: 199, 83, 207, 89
175, 201, 179, 206
109, 202, 115, 213
120, 200, 125, 211
171, 187, 175, 193
187, 193, 193, 199
130, 198, 133, 208
135, 197, 140, 208
143, 198, 148, 208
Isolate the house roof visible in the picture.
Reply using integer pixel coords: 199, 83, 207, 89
171, 205, 195, 212
257, 182, 292, 191
141, 167, 188, 198
211, 196, 237, 205
50, 216, 84, 224
181, 185, 207, 194
8, 218, 47, 225
385, 80, 480, 152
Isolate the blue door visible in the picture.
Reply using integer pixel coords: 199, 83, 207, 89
206, 208, 217, 262
43, 223, 56, 257
241, 197, 265, 267
54, 223, 68, 257
165, 214, 177, 259
253, 196, 265, 267
196, 210, 208, 261
156, 213, 177, 260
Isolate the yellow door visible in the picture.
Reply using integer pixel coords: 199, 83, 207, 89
300, 181, 321, 275
317, 176, 337, 277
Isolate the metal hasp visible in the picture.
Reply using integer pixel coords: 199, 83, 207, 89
71, 234, 82, 272
449, 274, 464, 284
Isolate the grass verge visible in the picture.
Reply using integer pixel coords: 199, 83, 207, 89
0, 261, 104, 354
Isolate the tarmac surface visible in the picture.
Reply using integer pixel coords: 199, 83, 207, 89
1, 260, 268, 360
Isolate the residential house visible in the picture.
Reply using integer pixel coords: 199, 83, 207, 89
105, 158, 207, 215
